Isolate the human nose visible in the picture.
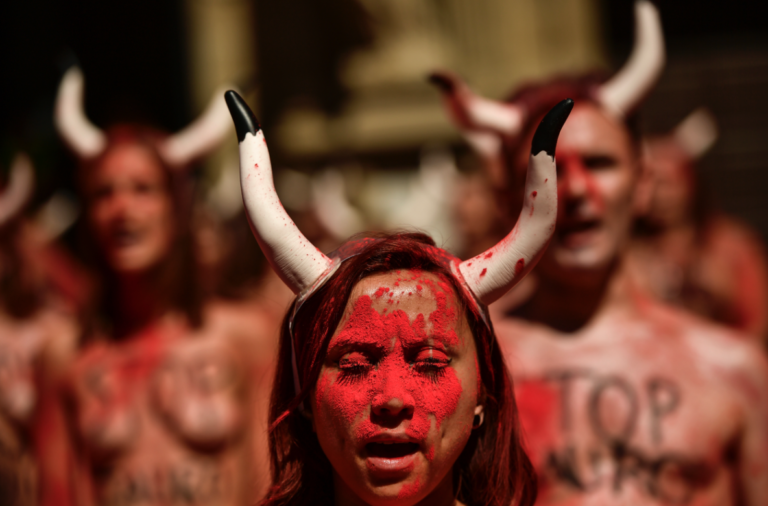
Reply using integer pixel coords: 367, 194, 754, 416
558, 155, 589, 201
371, 374, 415, 419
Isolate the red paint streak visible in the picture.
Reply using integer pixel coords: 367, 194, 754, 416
515, 258, 525, 276
544, 178, 548, 183
515, 380, 560, 469
558, 152, 604, 213
397, 477, 422, 500
315, 291, 464, 458
484, 252, 493, 259
480, 268, 487, 277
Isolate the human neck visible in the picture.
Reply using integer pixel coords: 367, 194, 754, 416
514, 258, 634, 333
114, 270, 168, 336
333, 471, 461, 506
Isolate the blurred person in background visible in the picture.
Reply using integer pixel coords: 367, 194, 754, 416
0, 153, 81, 506
433, 2, 768, 504
46, 67, 280, 505
628, 109, 768, 341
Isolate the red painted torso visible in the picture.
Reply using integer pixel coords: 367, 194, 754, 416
495, 298, 766, 506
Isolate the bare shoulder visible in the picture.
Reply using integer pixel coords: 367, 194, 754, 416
201, 297, 282, 359
670, 306, 768, 400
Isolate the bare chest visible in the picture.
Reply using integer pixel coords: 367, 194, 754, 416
502, 326, 742, 505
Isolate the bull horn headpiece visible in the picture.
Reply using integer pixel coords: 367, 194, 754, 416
431, 0, 664, 140
0, 153, 35, 227
55, 66, 234, 167
594, 0, 666, 118
225, 89, 572, 305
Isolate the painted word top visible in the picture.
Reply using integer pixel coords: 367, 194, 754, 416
495, 298, 768, 506
66, 302, 278, 506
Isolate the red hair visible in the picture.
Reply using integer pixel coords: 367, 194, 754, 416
261, 232, 536, 506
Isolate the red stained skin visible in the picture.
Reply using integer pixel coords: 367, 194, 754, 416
514, 380, 560, 470
397, 477, 421, 500
480, 268, 487, 277
515, 258, 525, 276
484, 252, 494, 259
374, 287, 390, 299
315, 294, 463, 444
557, 152, 605, 213
532, 191, 538, 198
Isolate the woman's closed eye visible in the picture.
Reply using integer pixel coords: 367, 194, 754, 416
338, 351, 373, 382
413, 348, 451, 383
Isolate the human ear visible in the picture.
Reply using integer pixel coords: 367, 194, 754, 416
472, 404, 485, 429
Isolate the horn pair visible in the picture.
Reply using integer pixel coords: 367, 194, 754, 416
54, 67, 234, 166
431, 0, 664, 141
224, 90, 572, 305
0, 154, 34, 227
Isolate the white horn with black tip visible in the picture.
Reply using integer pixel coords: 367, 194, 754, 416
595, 1, 665, 118
225, 90, 333, 294
54, 67, 107, 159
460, 99, 573, 305
160, 85, 235, 168
0, 154, 35, 226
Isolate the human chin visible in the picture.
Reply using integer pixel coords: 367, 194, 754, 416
549, 230, 616, 273
107, 239, 167, 273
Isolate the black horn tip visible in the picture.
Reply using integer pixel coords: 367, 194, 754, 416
224, 90, 261, 142
531, 99, 574, 158
427, 72, 456, 93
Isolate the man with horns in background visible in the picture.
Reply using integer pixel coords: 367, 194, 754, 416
432, 1, 768, 504
43, 67, 279, 505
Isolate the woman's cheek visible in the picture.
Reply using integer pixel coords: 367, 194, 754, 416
315, 370, 374, 438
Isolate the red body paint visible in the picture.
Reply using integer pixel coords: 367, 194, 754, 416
315, 285, 464, 453
397, 477, 421, 500
515, 258, 525, 276
480, 268, 487, 277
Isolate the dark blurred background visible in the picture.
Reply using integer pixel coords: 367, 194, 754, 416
0, 0, 767, 240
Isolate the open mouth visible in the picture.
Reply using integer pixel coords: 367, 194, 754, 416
559, 219, 600, 234
366, 442, 420, 459
557, 219, 600, 246
365, 442, 420, 475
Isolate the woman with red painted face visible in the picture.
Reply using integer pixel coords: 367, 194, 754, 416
48, 68, 280, 505
223, 90, 572, 506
